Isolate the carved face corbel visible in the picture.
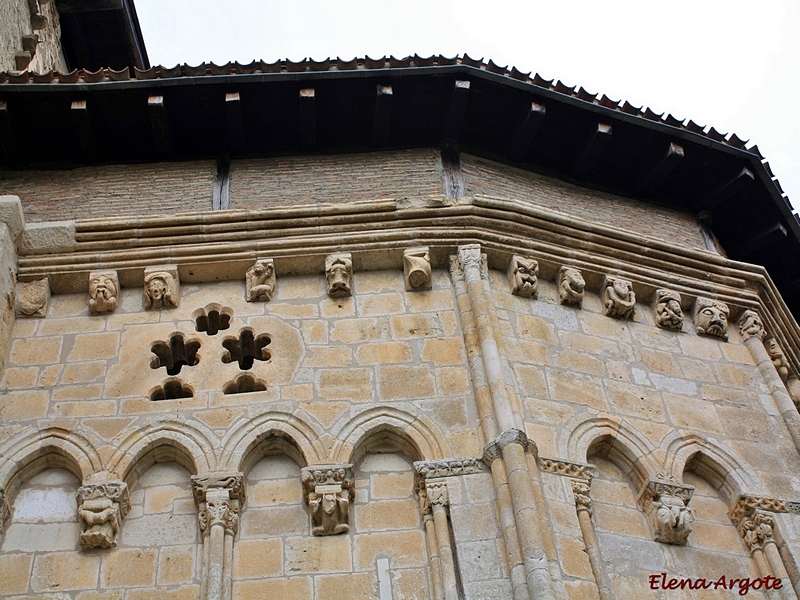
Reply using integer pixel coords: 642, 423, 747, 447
76, 482, 130, 549
15, 278, 50, 318
301, 465, 355, 536
325, 253, 353, 298
246, 258, 276, 302
602, 275, 636, 319
557, 266, 585, 306
403, 247, 432, 291
143, 265, 180, 310
507, 255, 539, 298
693, 297, 729, 341
765, 338, 791, 382
88, 270, 120, 314
655, 289, 684, 331
637, 473, 695, 545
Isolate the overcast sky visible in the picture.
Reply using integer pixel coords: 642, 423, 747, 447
135, 0, 800, 210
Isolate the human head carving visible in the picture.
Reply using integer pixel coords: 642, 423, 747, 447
558, 266, 585, 306
508, 255, 539, 298
693, 297, 729, 341
143, 267, 179, 310
88, 271, 119, 314
325, 253, 353, 298
602, 275, 635, 319
403, 247, 432, 291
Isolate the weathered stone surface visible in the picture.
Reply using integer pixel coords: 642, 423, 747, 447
19, 221, 76, 255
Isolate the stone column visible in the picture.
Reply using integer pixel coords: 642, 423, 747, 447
426, 481, 459, 600
192, 473, 245, 600
739, 310, 800, 454
738, 511, 796, 599
419, 489, 445, 600
76, 482, 131, 549
571, 480, 613, 600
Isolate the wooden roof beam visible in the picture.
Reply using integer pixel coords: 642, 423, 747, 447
147, 94, 171, 158
372, 84, 393, 146
637, 142, 684, 196
225, 91, 245, 154
508, 101, 546, 162
444, 80, 470, 140
698, 166, 754, 211
729, 221, 787, 259
0, 100, 20, 165
299, 87, 316, 149
573, 122, 612, 179
71, 98, 98, 162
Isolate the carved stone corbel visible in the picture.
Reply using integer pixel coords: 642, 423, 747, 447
88, 270, 119, 314
143, 265, 180, 310
557, 266, 585, 306
738, 309, 766, 342
76, 482, 131, 549
693, 297, 729, 341
16, 278, 49, 318
301, 465, 354, 536
654, 288, 684, 331
325, 253, 353, 298
245, 258, 276, 302
765, 338, 791, 382
601, 275, 635, 319
507, 254, 539, 298
403, 246, 432, 291
637, 472, 695, 545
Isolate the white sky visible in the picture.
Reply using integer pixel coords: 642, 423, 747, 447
136, 0, 800, 210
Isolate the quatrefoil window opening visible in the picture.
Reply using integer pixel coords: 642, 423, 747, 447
194, 305, 233, 336
150, 333, 201, 376
222, 328, 272, 370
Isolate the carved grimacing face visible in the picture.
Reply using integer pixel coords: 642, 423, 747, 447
327, 261, 351, 292
147, 278, 168, 301
566, 270, 585, 291
698, 304, 728, 336
515, 261, 538, 287
91, 276, 115, 300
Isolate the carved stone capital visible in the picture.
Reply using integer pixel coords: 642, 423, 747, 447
765, 338, 791, 382
508, 254, 539, 298
602, 275, 636, 319
246, 258, 276, 302
482, 429, 538, 465
403, 246, 432, 291
426, 481, 449, 508
191, 473, 246, 505
655, 288, 684, 331
693, 297, 729, 341
571, 480, 592, 515
192, 474, 244, 537
738, 510, 776, 553
76, 482, 130, 549
558, 266, 585, 307
538, 457, 595, 482
729, 494, 788, 525
325, 253, 353, 298
16, 278, 50, 318
301, 465, 354, 536
88, 270, 119, 314
457, 244, 482, 269
738, 309, 766, 342
638, 473, 695, 545
143, 265, 180, 310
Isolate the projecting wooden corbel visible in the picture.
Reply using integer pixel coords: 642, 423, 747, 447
299, 87, 316, 149
147, 95, 172, 158
508, 101, 546, 162
225, 91, 245, 154
71, 99, 99, 162
372, 84, 393, 146
573, 122, 612, 178
444, 80, 470, 139
637, 142, 684, 195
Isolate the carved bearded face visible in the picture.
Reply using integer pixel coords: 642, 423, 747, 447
90, 275, 116, 300
696, 302, 728, 338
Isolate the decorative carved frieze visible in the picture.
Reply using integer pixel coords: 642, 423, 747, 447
414, 458, 485, 480
16, 278, 49, 318
143, 265, 180, 310
693, 297, 729, 341
738, 511, 776, 553
403, 246, 432, 291
729, 494, 788, 524
507, 254, 539, 298
655, 288, 684, 331
571, 480, 593, 515
558, 266, 585, 306
482, 429, 538, 465
301, 465, 354, 536
88, 270, 119, 314
765, 338, 791, 382
191, 473, 245, 537
325, 253, 353, 298
245, 258, 276, 302
602, 275, 636, 319
638, 472, 695, 545
738, 309, 766, 342
538, 458, 595, 482
76, 482, 130, 549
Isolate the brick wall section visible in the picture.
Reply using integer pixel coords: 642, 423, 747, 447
0, 0, 66, 73
229, 149, 443, 209
0, 161, 216, 222
461, 155, 708, 251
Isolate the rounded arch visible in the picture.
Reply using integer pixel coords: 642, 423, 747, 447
562, 415, 661, 489
107, 418, 217, 486
329, 407, 449, 464
0, 426, 102, 498
219, 410, 326, 472
662, 432, 763, 503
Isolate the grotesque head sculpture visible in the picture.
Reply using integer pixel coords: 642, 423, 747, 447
558, 266, 585, 306
655, 289, 684, 331
693, 297, 729, 341
508, 255, 539, 298
89, 271, 119, 314
325, 253, 353, 298
246, 259, 276, 302
602, 276, 636, 319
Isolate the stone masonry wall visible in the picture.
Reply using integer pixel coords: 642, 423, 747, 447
0, 0, 67, 73
0, 161, 216, 223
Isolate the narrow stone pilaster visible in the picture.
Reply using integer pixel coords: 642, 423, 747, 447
426, 481, 459, 600
739, 310, 800, 454
192, 473, 245, 600
0, 488, 10, 544
300, 465, 354, 536
570, 480, 613, 600
419, 489, 445, 600
76, 482, 131, 549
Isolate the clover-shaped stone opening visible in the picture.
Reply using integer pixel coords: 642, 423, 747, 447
150, 380, 194, 401
150, 332, 200, 376
221, 328, 272, 370
194, 304, 233, 336
223, 373, 267, 395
